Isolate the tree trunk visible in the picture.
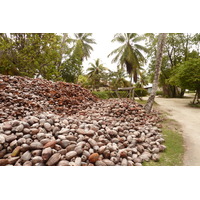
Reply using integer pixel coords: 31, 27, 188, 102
179, 88, 185, 98
163, 84, 185, 98
192, 92, 197, 104
198, 89, 200, 101
194, 88, 200, 104
144, 33, 167, 113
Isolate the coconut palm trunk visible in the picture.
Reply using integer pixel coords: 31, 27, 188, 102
193, 88, 200, 104
144, 33, 167, 113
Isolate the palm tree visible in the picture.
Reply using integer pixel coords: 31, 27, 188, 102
108, 33, 148, 83
144, 33, 167, 113
109, 67, 131, 90
73, 33, 96, 61
136, 70, 149, 88
87, 58, 108, 90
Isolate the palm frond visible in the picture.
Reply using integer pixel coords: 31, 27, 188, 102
83, 37, 96, 44
127, 33, 137, 40
88, 63, 96, 69
111, 33, 119, 42
109, 33, 148, 83
73, 33, 96, 60
131, 36, 144, 43
134, 48, 146, 60
134, 44, 148, 53
108, 44, 126, 64
108, 45, 125, 57
95, 58, 100, 66
111, 33, 125, 43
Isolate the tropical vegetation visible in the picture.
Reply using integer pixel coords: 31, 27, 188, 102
86, 58, 108, 90
0, 32, 199, 105
108, 33, 148, 83
146, 33, 200, 99
0, 33, 96, 82
169, 58, 200, 104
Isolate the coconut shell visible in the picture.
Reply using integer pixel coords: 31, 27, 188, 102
89, 153, 99, 163
0, 159, 9, 166
46, 153, 61, 166
11, 146, 21, 157
43, 140, 57, 148
42, 147, 52, 161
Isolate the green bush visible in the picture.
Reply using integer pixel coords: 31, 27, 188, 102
134, 88, 148, 97
92, 89, 148, 99
92, 91, 109, 99
109, 91, 127, 98
156, 91, 164, 96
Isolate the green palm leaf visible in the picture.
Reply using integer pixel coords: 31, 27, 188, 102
73, 33, 96, 61
108, 33, 147, 83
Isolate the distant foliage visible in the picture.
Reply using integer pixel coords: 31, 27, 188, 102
108, 68, 131, 90
87, 58, 109, 90
134, 88, 148, 97
92, 91, 110, 99
156, 91, 164, 96
92, 89, 147, 99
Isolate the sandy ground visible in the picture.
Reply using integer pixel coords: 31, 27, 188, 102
153, 94, 200, 166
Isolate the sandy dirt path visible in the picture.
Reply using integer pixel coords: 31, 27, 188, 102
154, 95, 200, 166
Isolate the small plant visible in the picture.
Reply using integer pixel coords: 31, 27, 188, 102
189, 102, 200, 108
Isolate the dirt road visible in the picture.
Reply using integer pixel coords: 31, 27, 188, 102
154, 95, 200, 166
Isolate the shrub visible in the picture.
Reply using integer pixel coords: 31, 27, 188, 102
92, 89, 148, 99
156, 91, 163, 96
92, 91, 109, 99
109, 91, 128, 98
134, 88, 148, 97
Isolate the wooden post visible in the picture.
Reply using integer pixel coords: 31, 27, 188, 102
115, 90, 120, 98
132, 88, 135, 101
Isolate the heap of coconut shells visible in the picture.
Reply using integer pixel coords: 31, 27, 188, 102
0, 98, 166, 166
0, 74, 97, 123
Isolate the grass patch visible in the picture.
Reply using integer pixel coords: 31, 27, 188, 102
135, 99, 147, 105
143, 118, 184, 166
135, 99, 158, 105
